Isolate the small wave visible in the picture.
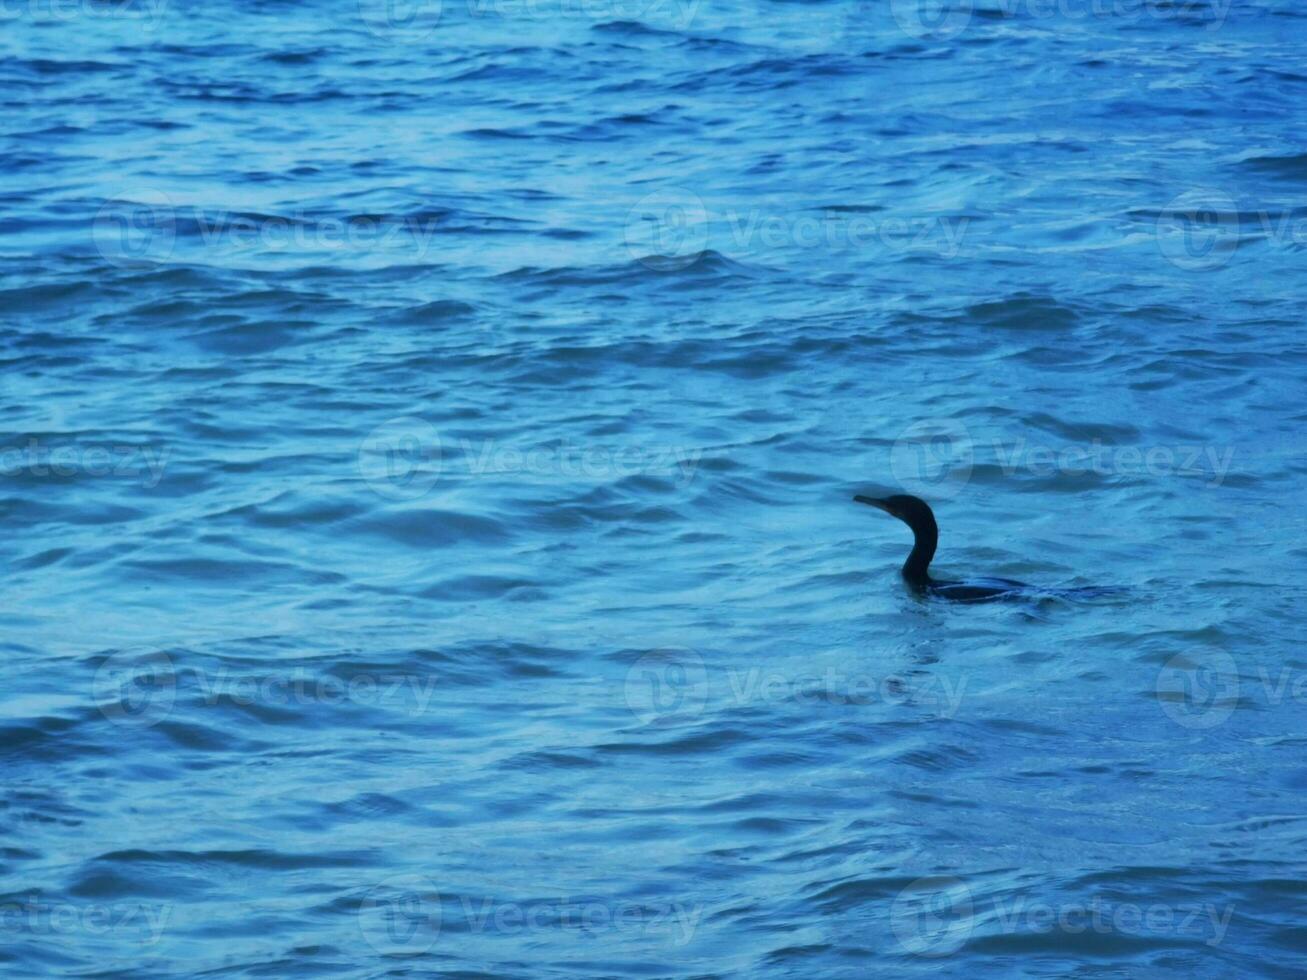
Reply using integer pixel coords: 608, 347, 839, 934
1241, 152, 1307, 180
965, 294, 1081, 330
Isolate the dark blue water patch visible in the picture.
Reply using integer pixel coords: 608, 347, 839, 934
1240, 152, 1307, 180
381, 299, 477, 324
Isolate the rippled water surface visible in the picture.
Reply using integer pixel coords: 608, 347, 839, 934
4, 0, 1307, 976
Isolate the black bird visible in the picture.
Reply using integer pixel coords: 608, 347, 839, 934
854, 493, 1040, 603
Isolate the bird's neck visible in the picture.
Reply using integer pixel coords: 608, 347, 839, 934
901, 518, 937, 587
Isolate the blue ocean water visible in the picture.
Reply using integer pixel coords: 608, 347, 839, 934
3, 0, 1307, 975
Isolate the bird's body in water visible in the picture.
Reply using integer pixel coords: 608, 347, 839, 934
854, 493, 1115, 604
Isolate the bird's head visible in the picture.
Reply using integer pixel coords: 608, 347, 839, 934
853, 493, 937, 531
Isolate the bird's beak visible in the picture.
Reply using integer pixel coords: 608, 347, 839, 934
853, 495, 892, 514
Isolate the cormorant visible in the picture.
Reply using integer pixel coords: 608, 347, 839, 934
854, 493, 1061, 603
